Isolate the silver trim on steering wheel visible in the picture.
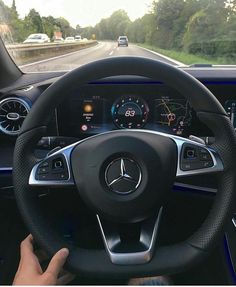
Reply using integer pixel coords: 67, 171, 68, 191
97, 207, 163, 265
29, 143, 75, 186
28, 130, 224, 187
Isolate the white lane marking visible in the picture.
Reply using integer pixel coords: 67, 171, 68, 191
20, 42, 103, 68
117, 47, 120, 51
136, 45, 185, 66
109, 50, 114, 56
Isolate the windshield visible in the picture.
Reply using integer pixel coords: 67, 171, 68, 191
0, 0, 235, 73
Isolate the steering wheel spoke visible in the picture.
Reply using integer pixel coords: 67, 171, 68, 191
131, 130, 224, 178
97, 207, 163, 265
29, 144, 76, 187
172, 135, 224, 178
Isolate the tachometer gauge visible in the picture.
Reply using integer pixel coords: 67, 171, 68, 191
111, 96, 149, 129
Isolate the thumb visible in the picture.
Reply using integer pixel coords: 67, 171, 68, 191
44, 248, 69, 279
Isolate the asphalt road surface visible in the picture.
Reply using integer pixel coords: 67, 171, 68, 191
21, 41, 183, 73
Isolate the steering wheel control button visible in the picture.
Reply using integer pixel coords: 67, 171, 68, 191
184, 147, 197, 159
181, 144, 214, 171
105, 158, 142, 194
52, 158, 64, 170
38, 167, 49, 174
35, 155, 69, 181
199, 148, 212, 161
40, 161, 49, 168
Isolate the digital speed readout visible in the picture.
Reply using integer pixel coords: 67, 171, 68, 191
111, 96, 149, 129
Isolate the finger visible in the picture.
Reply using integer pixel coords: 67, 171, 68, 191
56, 272, 76, 285
44, 248, 69, 279
21, 234, 33, 250
20, 234, 34, 258
20, 234, 43, 274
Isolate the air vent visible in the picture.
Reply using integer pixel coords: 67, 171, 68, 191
0, 97, 30, 135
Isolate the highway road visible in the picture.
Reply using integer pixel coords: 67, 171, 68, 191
20, 41, 183, 73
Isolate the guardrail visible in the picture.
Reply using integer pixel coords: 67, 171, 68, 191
6, 40, 98, 65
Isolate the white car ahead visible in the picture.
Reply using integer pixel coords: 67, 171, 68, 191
65, 37, 76, 43
23, 34, 50, 44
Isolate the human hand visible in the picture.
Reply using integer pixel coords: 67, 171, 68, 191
13, 234, 75, 285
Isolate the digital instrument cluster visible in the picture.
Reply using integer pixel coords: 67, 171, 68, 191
61, 93, 193, 137
110, 96, 192, 135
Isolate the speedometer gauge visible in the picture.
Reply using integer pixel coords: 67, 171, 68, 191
111, 96, 149, 129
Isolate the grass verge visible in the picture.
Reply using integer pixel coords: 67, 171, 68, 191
137, 43, 232, 65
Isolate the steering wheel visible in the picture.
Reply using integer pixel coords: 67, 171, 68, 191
13, 57, 236, 278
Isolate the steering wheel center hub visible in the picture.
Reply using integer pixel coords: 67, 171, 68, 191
71, 130, 177, 223
105, 157, 142, 195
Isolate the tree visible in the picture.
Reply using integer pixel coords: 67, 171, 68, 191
0, 1, 76, 43
152, 0, 185, 49
0, 0, 12, 43
94, 10, 131, 40
95, 18, 111, 39
42, 16, 56, 39
55, 17, 75, 38
80, 26, 96, 39
183, 0, 228, 50
75, 24, 82, 35
24, 9, 43, 35
11, 0, 17, 17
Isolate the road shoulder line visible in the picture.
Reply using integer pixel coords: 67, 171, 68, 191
136, 45, 185, 66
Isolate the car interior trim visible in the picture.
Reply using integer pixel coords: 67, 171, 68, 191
96, 207, 163, 265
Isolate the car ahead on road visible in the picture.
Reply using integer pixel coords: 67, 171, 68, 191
65, 36, 76, 43
118, 36, 128, 47
53, 37, 64, 43
75, 35, 82, 41
23, 33, 50, 44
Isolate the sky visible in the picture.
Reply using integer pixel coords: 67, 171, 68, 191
3, 0, 153, 28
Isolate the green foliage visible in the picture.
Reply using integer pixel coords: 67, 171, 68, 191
137, 0, 236, 63
24, 9, 43, 35
92, 10, 131, 40
55, 17, 75, 38
42, 16, 56, 39
188, 39, 236, 59
0, 0, 11, 22
80, 26, 96, 39
138, 43, 236, 65
138, 43, 213, 64
0, 1, 76, 42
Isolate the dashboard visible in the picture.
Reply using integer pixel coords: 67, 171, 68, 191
1, 73, 236, 193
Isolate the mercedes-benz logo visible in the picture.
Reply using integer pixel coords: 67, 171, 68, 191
105, 158, 142, 194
